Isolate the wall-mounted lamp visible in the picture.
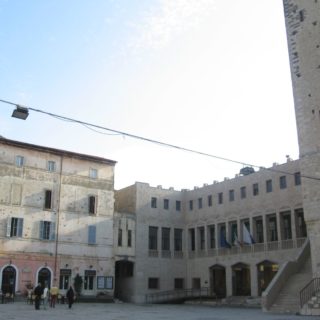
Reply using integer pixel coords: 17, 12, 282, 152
9, 260, 12, 265
89, 265, 93, 269
65, 264, 69, 268
44, 262, 47, 267
11, 106, 29, 120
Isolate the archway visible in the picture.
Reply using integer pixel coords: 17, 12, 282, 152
232, 262, 251, 296
257, 260, 279, 295
115, 260, 134, 302
209, 264, 226, 298
1, 266, 16, 294
37, 267, 51, 288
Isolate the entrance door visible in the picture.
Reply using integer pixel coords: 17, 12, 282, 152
1, 266, 16, 294
210, 265, 226, 298
257, 260, 279, 295
232, 263, 251, 296
37, 268, 51, 288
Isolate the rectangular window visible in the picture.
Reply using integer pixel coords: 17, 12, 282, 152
218, 192, 223, 204
15, 155, 24, 167
198, 198, 203, 209
89, 168, 98, 179
118, 228, 122, 246
176, 200, 181, 211
148, 278, 159, 289
174, 228, 183, 251
280, 176, 287, 189
44, 190, 52, 209
240, 186, 246, 199
208, 225, 215, 249
255, 219, 264, 243
189, 200, 193, 211
127, 230, 132, 247
268, 216, 277, 242
164, 199, 169, 210
149, 226, 158, 250
198, 227, 205, 250
151, 197, 157, 208
208, 195, 212, 207
174, 278, 184, 290
84, 275, 95, 290
161, 227, 170, 251
253, 183, 259, 196
39, 221, 55, 240
89, 196, 96, 214
7, 217, 23, 237
47, 161, 56, 172
229, 189, 235, 202
189, 228, 195, 251
88, 225, 96, 244
294, 172, 301, 186
59, 272, 71, 290
266, 180, 272, 193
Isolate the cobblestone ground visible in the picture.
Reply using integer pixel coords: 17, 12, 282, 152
0, 302, 318, 320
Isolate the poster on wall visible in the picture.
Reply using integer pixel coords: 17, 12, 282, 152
97, 276, 113, 289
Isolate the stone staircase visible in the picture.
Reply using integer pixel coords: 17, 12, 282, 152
269, 257, 312, 314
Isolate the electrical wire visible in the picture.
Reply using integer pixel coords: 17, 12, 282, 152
1, 98, 320, 182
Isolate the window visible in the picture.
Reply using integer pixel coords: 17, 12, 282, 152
208, 225, 215, 249
47, 161, 56, 172
89, 168, 98, 179
189, 228, 195, 251
255, 219, 264, 243
280, 176, 287, 189
174, 228, 183, 251
198, 227, 205, 250
240, 186, 246, 199
88, 225, 96, 244
189, 200, 193, 211
39, 221, 55, 240
229, 189, 235, 202
118, 228, 122, 246
148, 278, 159, 289
163, 199, 169, 210
151, 197, 157, 208
268, 216, 277, 242
149, 226, 158, 250
218, 192, 223, 204
198, 198, 203, 209
266, 180, 272, 193
89, 196, 96, 214
44, 190, 52, 209
15, 155, 24, 167
174, 278, 184, 290
208, 195, 212, 207
7, 217, 23, 237
294, 172, 301, 186
253, 183, 259, 196
84, 272, 95, 290
161, 227, 170, 251
282, 214, 292, 240
59, 269, 71, 290
176, 200, 181, 211
127, 230, 132, 247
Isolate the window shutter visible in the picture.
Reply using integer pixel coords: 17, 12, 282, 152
39, 221, 44, 239
6, 217, 12, 237
50, 222, 56, 240
17, 218, 23, 237
88, 225, 96, 244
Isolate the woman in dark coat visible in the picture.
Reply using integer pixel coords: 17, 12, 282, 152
66, 286, 75, 309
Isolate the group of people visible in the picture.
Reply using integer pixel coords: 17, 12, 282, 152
31, 283, 75, 310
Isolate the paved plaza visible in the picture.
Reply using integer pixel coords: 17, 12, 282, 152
0, 302, 318, 320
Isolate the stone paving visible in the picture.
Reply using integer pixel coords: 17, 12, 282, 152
0, 302, 319, 320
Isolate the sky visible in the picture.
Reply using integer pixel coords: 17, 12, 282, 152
0, 0, 298, 191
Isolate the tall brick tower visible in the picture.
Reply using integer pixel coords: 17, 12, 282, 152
283, 0, 320, 276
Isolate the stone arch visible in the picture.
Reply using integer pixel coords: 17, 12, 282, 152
1, 264, 18, 294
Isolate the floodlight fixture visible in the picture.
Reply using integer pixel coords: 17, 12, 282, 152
11, 105, 29, 120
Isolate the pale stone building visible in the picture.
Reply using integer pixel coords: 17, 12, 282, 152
0, 136, 116, 298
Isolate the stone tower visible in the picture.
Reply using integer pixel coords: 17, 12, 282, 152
283, 0, 320, 276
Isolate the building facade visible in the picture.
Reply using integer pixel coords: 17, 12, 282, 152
0, 136, 116, 298
114, 160, 307, 303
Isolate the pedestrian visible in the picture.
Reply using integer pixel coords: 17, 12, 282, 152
34, 283, 43, 310
42, 283, 49, 309
50, 282, 59, 308
66, 286, 75, 309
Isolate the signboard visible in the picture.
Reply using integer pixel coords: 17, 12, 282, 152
60, 269, 72, 276
84, 270, 96, 276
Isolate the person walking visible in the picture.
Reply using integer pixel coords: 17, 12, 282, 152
50, 282, 59, 308
42, 284, 49, 309
34, 283, 43, 310
66, 286, 75, 309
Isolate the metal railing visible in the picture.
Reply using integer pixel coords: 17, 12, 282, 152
145, 287, 210, 304
300, 278, 320, 308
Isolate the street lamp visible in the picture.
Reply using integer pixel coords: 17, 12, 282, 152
11, 106, 29, 120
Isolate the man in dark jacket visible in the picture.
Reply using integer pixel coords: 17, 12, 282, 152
66, 286, 75, 309
34, 283, 43, 310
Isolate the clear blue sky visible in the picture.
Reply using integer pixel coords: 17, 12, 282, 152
0, 0, 298, 190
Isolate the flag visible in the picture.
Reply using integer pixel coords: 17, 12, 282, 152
233, 233, 241, 247
220, 231, 231, 248
243, 224, 255, 244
